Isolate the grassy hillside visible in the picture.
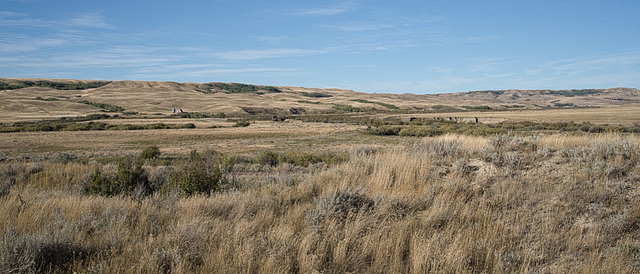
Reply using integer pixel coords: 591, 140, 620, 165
2, 78, 639, 123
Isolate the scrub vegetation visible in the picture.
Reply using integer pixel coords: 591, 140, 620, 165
2, 79, 640, 273
2, 133, 640, 273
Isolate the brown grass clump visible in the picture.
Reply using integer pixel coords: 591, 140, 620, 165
1, 135, 640, 272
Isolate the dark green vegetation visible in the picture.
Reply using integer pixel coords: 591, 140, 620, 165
468, 89, 603, 97
332, 104, 362, 112
232, 120, 251, 127
350, 99, 399, 109
200, 82, 282, 94
501, 104, 526, 108
548, 89, 601, 97
85, 148, 234, 197
0, 80, 111, 90
257, 150, 349, 167
33, 96, 128, 113
461, 105, 492, 110
369, 119, 640, 137
84, 146, 347, 198
468, 90, 507, 96
76, 100, 125, 112
300, 92, 333, 98
171, 112, 226, 119
0, 118, 196, 132
34, 97, 61, 102
297, 100, 327, 105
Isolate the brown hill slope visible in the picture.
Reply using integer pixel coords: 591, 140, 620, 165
1, 78, 639, 122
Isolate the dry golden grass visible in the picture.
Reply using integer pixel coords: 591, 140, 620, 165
2, 78, 639, 123
0, 121, 371, 159
2, 134, 640, 273
390, 105, 640, 125
3, 78, 640, 272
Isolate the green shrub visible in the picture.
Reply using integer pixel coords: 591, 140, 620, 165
168, 150, 233, 196
370, 126, 403, 136
34, 96, 61, 101
300, 92, 332, 98
173, 112, 225, 119
333, 104, 362, 112
233, 120, 251, 127
210, 83, 281, 94
76, 100, 125, 112
0, 80, 111, 90
461, 105, 492, 110
279, 151, 321, 167
350, 99, 399, 109
139, 145, 161, 161
258, 150, 279, 166
85, 158, 150, 196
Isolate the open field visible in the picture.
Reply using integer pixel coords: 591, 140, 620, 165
2, 79, 640, 273
387, 105, 640, 125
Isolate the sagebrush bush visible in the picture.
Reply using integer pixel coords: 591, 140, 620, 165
85, 157, 150, 196
257, 150, 279, 166
168, 150, 232, 196
139, 145, 161, 161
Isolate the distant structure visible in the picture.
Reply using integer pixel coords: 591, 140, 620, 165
177, 109, 183, 113
172, 108, 176, 113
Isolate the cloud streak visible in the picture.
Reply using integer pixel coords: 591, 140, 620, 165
209, 48, 332, 60
0, 10, 111, 29
290, 8, 348, 16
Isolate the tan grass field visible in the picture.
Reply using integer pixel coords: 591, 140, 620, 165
2, 79, 640, 273
393, 105, 640, 125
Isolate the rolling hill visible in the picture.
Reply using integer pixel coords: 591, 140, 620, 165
1, 78, 639, 122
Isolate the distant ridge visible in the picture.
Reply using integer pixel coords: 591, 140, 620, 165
1, 78, 639, 122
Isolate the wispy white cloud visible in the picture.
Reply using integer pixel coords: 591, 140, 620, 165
0, 46, 176, 69
287, 2, 354, 16
541, 51, 640, 75
0, 10, 111, 29
0, 37, 65, 52
291, 7, 348, 16
131, 66, 293, 80
0, 11, 51, 27
323, 22, 392, 32
65, 11, 111, 28
209, 48, 331, 60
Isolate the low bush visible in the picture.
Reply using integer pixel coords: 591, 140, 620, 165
167, 150, 234, 196
0, 80, 111, 90
233, 120, 251, 127
300, 92, 332, 98
332, 104, 362, 112
84, 157, 150, 196
350, 99, 399, 110
139, 145, 161, 161
76, 100, 125, 112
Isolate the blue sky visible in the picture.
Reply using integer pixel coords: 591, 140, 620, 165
1, 0, 639, 93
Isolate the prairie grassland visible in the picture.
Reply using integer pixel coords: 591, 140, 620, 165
2, 133, 640, 273
0, 121, 372, 159
398, 105, 640, 125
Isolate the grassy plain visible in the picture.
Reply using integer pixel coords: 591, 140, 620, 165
2, 79, 640, 273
